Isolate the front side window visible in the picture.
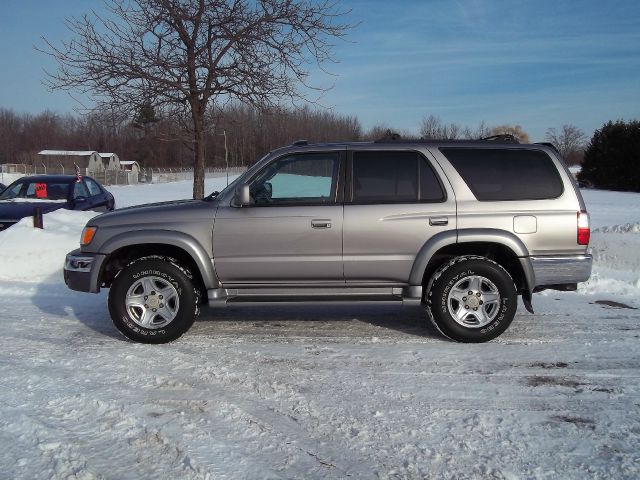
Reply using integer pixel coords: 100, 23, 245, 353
249, 152, 339, 205
85, 178, 102, 196
351, 151, 445, 203
73, 181, 89, 199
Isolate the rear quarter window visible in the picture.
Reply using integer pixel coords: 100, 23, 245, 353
440, 148, 564, 201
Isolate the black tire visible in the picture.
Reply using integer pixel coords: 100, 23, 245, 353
108, 256, 200, 344
425, 256, 517, 343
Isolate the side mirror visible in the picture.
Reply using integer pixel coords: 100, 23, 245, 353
232, 183, 251, 207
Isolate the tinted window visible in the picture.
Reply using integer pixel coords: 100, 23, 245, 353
250, 152, 339, 205
352, 151, 444, 203
420, 159, 446, 202
441, 148, 563, 201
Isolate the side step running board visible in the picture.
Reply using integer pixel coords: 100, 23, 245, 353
207, 286, 423, 307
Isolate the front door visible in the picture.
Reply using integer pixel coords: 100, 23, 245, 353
213, 150, 345, 284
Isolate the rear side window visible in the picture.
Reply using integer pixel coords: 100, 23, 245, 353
441, 148, 563, 201
351, 151, 445, 203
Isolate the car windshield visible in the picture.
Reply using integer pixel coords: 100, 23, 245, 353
0, 180, 70, 201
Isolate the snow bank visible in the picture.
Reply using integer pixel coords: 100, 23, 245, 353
582, 189, 640, 229
583, 228, 640, 297
0, 209, 97, 283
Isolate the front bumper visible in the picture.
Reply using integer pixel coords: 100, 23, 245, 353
530, 254, 593, 288
63, 249, 106, 293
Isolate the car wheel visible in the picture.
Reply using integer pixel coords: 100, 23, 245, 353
425, 256, 517, 343
108, 256, 200, 343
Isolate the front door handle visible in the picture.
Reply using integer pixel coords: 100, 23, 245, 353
429, 216, 448, 226
311, 219, 332, 229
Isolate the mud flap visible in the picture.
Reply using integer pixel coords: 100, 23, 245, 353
521, 290, 535, 314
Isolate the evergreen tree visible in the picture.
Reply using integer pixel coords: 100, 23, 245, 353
579, 120, 640, 191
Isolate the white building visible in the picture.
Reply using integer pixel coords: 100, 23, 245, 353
38, 150, 103, 173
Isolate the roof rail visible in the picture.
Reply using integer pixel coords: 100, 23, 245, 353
374, 130, 402, 142
481, 134, 520, 144
291, 139, 308, 146
534, 142, 560, 154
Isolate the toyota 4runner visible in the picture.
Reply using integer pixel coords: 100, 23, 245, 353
64, 137, 592, 343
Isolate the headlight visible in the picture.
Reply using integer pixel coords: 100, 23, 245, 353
81, 226, 98, 246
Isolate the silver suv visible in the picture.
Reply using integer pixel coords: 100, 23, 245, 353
64, 137, 592, 343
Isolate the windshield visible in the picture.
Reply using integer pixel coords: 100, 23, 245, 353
0, 180, 71, 201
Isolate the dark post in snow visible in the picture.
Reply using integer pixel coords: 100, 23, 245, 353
33, 208, 43, 229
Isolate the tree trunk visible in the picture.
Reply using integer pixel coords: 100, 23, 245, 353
192, 114, 205, 199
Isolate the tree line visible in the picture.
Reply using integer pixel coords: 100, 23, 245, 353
0, 105, 591, 170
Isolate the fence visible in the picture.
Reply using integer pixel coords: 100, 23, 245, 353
1, 164, 246, 186
133, 166, 247, 185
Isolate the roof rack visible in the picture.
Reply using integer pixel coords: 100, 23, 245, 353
291, 139, 308, 146
480, 134, 519, 144
374, 130, 402, 143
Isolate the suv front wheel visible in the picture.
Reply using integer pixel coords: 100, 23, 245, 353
108, 256, 200, 343
426, 256, 517, 343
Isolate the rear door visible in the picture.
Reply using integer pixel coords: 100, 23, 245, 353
213, 150, 345, 284
343, 147, 456, 284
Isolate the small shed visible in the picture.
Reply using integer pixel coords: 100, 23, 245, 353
119, 160, 140, 173
120, 160, 141, 184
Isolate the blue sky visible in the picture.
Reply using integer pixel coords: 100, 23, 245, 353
0, 0, 639, 140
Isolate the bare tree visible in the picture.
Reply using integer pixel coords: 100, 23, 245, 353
420, 115, 442, 139
473, 120, 491, 139
545, 124, 586, 162
420, 115, 490, 140
41, 0, 351, 198
490, 124, 530, 143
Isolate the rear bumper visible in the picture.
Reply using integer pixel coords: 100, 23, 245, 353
63, 249, 106, 293
530, 254, 593, 288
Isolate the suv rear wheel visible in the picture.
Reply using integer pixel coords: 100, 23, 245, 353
425, 256, 517, 342
108, 256, 200, 343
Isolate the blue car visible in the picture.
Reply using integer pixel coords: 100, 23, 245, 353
0, 175, 115, 232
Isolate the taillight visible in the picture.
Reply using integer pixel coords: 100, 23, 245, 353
577, 211, 590, 245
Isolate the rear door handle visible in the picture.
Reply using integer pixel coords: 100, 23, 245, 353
429, 216, 448, 226
311, 219, 332, 229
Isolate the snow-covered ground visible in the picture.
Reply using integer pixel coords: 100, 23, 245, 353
1, 181, 639, 479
